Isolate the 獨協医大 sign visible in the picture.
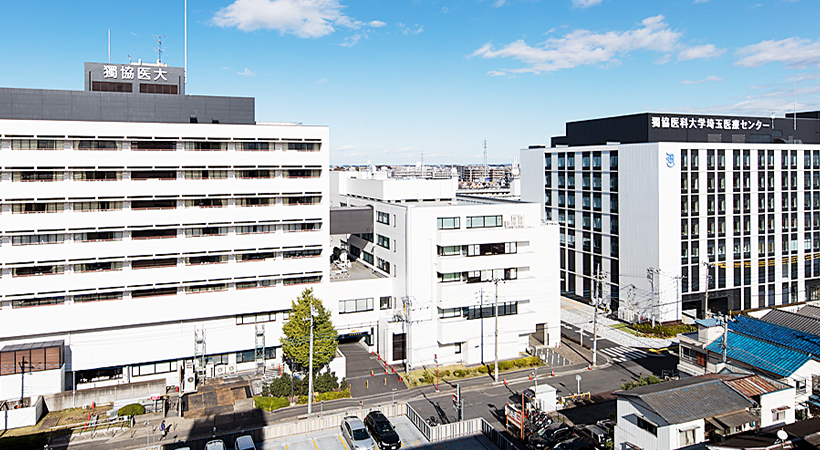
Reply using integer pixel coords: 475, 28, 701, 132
102, 65, 168, 82
651, 116, 771, 131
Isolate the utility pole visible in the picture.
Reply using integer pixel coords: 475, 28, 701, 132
722, 314, 729, 364
19, 357, 27, 404
703, 261, 715, 319
674, 275, 683, 323
592, 267, 604, 367
308, 303, 317, 414
647, 268, 656, 327
494, 278, 503, 382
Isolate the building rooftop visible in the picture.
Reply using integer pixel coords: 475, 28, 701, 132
616, 377, 754, 425
797, 305, 820, 320
712, 417, 820, 449
330, 260, 386, 283
549, 111, 820, 147
705, 330, 812, 377
724, 374, 790, 398
729, 315, 820, 356
1, 340, 63, 352
760, 309, 820, 336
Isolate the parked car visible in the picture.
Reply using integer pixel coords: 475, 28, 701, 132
526, 423, 573, 449
204, 440, 226, 450
575, 425, 609, 448
363, 411, 402, 450
553, 436, 596, 450
234, 435, 256, 450
595, 419, 615, 437
341, 416, 377, 450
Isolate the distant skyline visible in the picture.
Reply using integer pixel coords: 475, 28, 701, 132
1, 1, 820, 165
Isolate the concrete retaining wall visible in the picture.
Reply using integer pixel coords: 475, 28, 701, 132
2, 396, 45, 430
45, 379, 165, 411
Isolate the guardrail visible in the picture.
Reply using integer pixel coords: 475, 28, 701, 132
406, 403, 520, 449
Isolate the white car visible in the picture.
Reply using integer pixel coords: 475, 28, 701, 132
205, 440, 226, 450
341, 416, 376, 450
234, 435, 256, 450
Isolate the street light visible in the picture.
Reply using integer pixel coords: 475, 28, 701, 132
144, 421, 149, 448
575, 374, 582, 395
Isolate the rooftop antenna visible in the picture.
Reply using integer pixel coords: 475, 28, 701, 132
793, 81, 797, 131
108, 29, 111, 63
128, 54, 132, 64
184, 0, 187, 85
483, 140, 488, 182
154, 34, 166, 64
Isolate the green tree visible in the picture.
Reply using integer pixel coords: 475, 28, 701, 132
281, 288, 338, 372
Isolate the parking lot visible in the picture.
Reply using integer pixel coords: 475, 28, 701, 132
260, 416, 427, 450
259, 416, 497, 450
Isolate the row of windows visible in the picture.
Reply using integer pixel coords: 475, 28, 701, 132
438, 268, 519, 283
559, 231, 619, 257
7, 248, 321, 277
7, 196, 322, 213
545, 152, 617, 171
435, 215, 505, 230
236, 310, 289, 325
680, 149, 820, 172
437, 242, 518, 257
8, 223, 321, 245
7, 139, 322, 152
7, 169, 321, 181
9, 274, 322, 308
437, 301, 519, 320
549, 173, 618, 191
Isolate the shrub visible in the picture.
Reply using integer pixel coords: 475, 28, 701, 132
621, 375, 664, 391
254, 396, 290, 411
477, 365, 489, 374
340, 378, 349, 390
314, 371, 340, 393
316, 390, 351, 401
454, 369, 468, 378
118, 403, 145, 417
297, 395, 309, 405
439, 370, 450, 378
419, 371, 435, 384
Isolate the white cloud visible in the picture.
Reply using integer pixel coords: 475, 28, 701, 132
681, 75, 723, 84
338, 144, 356, 150
398, 23, 424, 35
340, 33, 363, 47
472, 15, 719, 74
494, 0, 506, 7
572, 0, 603, 8
213, 0, 382, 38
369, 20, 387, 28
488, 70, 507, 76
237, 68, 255, 76
440, 6, 449, 13
735, 37, 820, 69
693, 0, 709, 3
316, 78, 328, 83
678, 43, 725, 61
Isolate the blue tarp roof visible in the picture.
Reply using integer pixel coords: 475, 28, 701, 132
706, 331, 811, 377
729, 315, 820, 356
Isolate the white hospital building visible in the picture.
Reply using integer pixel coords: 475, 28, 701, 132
521, 112, 820, 323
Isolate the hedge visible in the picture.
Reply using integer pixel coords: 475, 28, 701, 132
316, 389, 351, 401
117, 403, 145, 417
254, 396, 290, 411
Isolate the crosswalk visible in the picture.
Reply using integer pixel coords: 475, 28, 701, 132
599, 346, 648, 363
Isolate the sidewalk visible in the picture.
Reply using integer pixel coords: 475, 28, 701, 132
561, 298, 673, 348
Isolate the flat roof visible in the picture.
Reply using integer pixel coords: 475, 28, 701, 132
1, 340, 63, 352
330, 260, 386, 283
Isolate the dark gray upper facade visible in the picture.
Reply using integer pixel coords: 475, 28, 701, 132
0, 62, 255, 124
551, 112, 820, 147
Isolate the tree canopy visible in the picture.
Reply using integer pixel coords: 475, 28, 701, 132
281, 288, 338, 371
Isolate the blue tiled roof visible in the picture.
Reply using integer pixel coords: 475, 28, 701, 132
729, 315, 820, 356
706, 331, 811, 377
696, 318, 722, 327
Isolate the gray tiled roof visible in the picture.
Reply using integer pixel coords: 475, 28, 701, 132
617, 378, 754, 425
796, 305, 820, 320
761, 309, 820, 336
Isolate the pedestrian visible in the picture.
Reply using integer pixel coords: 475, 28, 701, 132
160, 420, 167, 439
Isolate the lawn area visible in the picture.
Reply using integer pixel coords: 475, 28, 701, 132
406, 356, 543, 387
0, 406, 111, 450
609, 323, 640, 336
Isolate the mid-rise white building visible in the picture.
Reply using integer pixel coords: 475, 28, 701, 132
330, 170, 560, 369
522, 112, 820, 322
0, 62, 329, 399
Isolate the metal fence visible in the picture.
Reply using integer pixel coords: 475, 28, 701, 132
481, 420, 521, 450
405, 403, 519, 449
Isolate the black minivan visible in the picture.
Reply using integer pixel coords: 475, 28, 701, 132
364, 411, 402, 450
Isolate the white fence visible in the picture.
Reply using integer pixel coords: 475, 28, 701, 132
2, 395, 45, 430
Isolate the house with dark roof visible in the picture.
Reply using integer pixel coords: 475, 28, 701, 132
615, 375, 758, 450
677, 316, 820, 420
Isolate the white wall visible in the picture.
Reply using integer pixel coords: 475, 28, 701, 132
758, 387, 796, 428
1, 396, 45, 430
0, 368, 64, 401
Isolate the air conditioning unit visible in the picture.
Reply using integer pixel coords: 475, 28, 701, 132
215, 365, 226, 376
227, 365, 237, 375
205, 362, 215, 379
182, 363, 197, 394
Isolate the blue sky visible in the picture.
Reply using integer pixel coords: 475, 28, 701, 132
2, 0, 820, 165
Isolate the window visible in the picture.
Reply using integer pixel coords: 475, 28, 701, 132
74, 201, 122, 211
184, 227, 227, 237
13, 171, 64, 182
637, 417, 657, 435
131, 141, 176, 151
75, 140, 119, 150
13, 202, 64, 213
339, 297, 374, 314
13, 139, 61, 150
132, 258, 177, 269
132, 360, 178, 377
236, 279, 277, 289
362, 251, 374, 264
236, 197, 273, 207
187, 255, 227, 265
74, 261, 122, 272
439, 272, 460, 283
377, 234, 390, 249
283, 222, 321, 232
679, 428, 697, 446
376, 257, 391, 273
236, 169, 274, 179
186, 283, 227, 294
12, 234, 65, 245
796, 379, 807, 395
13, 265, 64, 277
74, 231, 121, 242
139, 83, 178, 94
237, 224, 275, 234
283, 248, 322, 259
464, 301, 518, 320
772, 410, 786, 422
236, 350, 256, 364
286, 142, 321, 151
380, 296, 392, 310
74, 292, 122, 303
236, 142, 271, 151
377, 211, 390, 225
438, 307, 463, 319
74, 170, 120, 181
466, 215, 502, 229
236, 311, 277, 324
437, 217, 460, 230
183, 170, 228, 179
438, 246, 461, 256
184, 142, 227, 151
